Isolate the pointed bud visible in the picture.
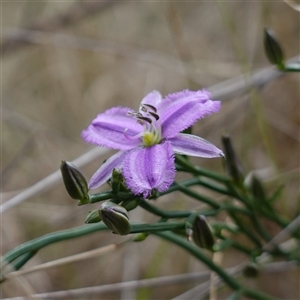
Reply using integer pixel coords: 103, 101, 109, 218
133, 233, 148, 242
264, 28, 285, 69
60, 161, 89, 204
99, 202, 131, 235
249, 175, 266, 201
85, 210, 102, 224
111, 169, 123, 194
221, 134, 244, 185
192, 215, 214, 250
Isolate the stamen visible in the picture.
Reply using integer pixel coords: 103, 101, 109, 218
123, 128, 144, 140
126, 104, 162, 147
142, 104, 157, 113
137, 116, 152, 124
148, 112, 159, 121
140, 106, 148, 113
126, 111, 135, 116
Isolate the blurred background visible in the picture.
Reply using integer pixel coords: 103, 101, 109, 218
1, 1, 299, 299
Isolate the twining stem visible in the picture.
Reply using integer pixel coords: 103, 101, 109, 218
1, 222, 186, 270
13, 250, 38, 271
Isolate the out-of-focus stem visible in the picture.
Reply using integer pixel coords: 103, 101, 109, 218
155, 231, 277, 300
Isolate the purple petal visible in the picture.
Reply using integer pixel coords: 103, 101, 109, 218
123, 142, 176, 198
82, 107, 143, 151
89, 151, 127, 189
164, 89, 212, 103
159, 90, 221, 138
141, 90, 162, 108
170, 133, 224, 158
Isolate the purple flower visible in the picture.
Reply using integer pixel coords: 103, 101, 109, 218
82, 89, 223, 198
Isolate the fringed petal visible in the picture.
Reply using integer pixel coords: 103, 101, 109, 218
159, 90, 221, 138
123, 142, 175, 198
140, 90, 162, 108
82, 107, 143, 151
170, 133, 224, 158
88, 151, 127, 189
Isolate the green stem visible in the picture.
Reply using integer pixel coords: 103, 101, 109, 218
155, 231, 240, 290
13, 250, 38, 271
175, 155, 230, 183
89, 191, 114, 203
175, 182, 221, 209
1, 222, 186, 271
130, 222, 186, 233
155, 231, 277, 300
196, 177, 232, 196
158, 177, 201, 195
283, 63, 300, 72
227, 211, 262, 248
0, 250, 39, 282
138, 200, 192, 218
221, 203, 252, 216
3, 223, 109, 266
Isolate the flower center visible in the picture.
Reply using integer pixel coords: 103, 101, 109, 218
143, 132, 157, 147
127, 104, 162, 147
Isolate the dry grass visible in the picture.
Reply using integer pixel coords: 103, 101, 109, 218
1, 1, 299, 299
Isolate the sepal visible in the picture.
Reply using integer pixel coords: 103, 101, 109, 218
85, 210, 102, 224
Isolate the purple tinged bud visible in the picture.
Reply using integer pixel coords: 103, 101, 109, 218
192, 215, 214, 251
60, 161, 89, 204
99, 202, 131, 235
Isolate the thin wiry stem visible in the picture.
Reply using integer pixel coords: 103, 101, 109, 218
3, 259, 294, 300
2, 27, 299, 94
2, 55, 298, 214
1, 271, 212, 300
5, 242, 129, 279
1, 222, 186, 274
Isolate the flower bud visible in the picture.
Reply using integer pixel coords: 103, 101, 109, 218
60, 161, 89, 204
221, 134, 244, 185
99, 202, 131, 235
133, 233, 148, 242
111, 169, 123, 194
192, 215, 214, 251
264, 28, 285, 69
249, 175, 266, 201
85, 210, 102, 224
